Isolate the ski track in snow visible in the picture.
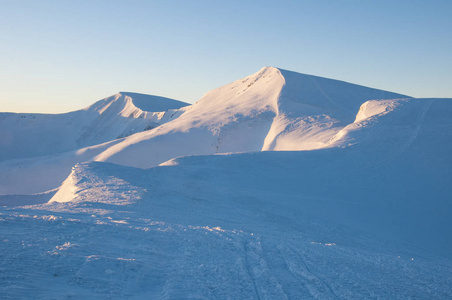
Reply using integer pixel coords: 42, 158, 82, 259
1, 195, 451, 299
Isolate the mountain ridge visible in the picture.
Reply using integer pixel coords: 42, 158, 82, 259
94, 67, 410, 167
0, 67, 426, 195
0, 92, 189, 162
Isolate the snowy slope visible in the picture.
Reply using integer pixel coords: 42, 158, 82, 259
95, 67, 409, 168
0, 92, 188, 162
0, 97, 450, 298
0, 138, 123, 195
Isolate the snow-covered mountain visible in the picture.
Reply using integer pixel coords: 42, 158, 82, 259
0, 67, 411, 195
0, 92, 188, 161
1, 67, 451, 298
94, 67, 409, 168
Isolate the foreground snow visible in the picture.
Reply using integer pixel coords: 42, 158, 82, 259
1, 96, 451, 298
2, 196, 450, 299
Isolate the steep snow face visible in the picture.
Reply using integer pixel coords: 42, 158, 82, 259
95, 67, 409, 168
262, 69, 409, 150
94, 67, 285, 167
0, 92, 188, 162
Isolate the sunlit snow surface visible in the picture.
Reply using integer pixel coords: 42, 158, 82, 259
0, 92, 188, 162
1, 69, 452, 298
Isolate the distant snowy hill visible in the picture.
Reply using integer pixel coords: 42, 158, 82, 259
0, 92, 188, 161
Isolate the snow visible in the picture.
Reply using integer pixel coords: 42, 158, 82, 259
0, 68, 410, 196
0, 189, 57, 207
1, 67, 409, 195
0, 93, 188, 195
0, 139, 122, 195
0, 92, 188, 162
94, 67, 409, 168
0, 67, 451, 298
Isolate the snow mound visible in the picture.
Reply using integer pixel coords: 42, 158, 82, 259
50, 162, 147, 205
0, 92, 188, 162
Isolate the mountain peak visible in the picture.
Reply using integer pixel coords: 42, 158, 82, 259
93, 68, 411, 168
258, 66, 281, 72
87, 92, 188, 115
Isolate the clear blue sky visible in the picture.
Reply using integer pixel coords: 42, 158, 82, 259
1, 0, 451, 113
